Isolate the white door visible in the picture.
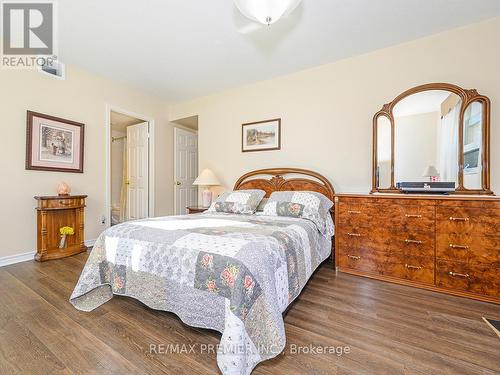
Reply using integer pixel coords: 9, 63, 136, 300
174, 128, 198, 214
127, 122, 149, 220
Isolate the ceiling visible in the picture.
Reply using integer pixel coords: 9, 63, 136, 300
57, 0, 500, 102
111, 111, 144, 132
172, 115, 199, 130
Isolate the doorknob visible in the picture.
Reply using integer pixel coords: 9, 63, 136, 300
175, 181, 181, 186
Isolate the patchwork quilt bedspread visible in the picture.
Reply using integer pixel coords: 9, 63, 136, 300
70, 212, 332, 374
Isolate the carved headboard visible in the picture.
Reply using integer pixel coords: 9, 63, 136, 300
233, 168, 335, 214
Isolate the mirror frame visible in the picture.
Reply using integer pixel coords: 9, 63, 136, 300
371, 83, 493, 195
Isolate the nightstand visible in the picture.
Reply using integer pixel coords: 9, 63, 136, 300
34, 195, 88, 262
186, 206, 208, 214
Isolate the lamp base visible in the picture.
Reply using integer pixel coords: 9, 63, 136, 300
201, 189, 213, 208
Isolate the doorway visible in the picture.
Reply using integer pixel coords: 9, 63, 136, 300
107, 107, 154, 226
172, 116, 199, 214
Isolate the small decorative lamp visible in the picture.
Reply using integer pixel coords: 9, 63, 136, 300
193, 169, 220, 207
422, 165, 439, 182
57, 182, 71, 196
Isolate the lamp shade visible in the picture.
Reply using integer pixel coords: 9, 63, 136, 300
193, 169, 220, 186
422, 165, 439, 177
234, 0, 302, 25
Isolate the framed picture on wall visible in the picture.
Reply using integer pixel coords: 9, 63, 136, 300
26, 111, 85, 173
241, 118, 281, 152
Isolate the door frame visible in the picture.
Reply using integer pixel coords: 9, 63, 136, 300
105, 104, 155, 228
173, 126, 198, 215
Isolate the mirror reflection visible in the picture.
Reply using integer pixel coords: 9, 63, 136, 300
376, 115, 392, 189
394, 90, 461, 187
463, 101, 483, 190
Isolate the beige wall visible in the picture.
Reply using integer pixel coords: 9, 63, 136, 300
0, 66, 174, 258
169, 17, 500, 196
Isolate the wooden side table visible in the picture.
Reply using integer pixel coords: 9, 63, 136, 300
186, 206, 208, 214
35, 195, 87, 262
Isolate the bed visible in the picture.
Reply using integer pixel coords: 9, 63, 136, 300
70, 168, 335, 375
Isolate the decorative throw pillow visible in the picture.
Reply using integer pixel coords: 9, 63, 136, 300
262, 191, 333, 235
207, 189, 266, 214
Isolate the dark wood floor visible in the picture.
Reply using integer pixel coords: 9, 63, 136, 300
0, 252, 499, 375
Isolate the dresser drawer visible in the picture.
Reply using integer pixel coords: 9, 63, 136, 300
38, 197, 85, 209
436, 235, 500, 266
436, 207, 500, 237
436, 260, 500, 297
338, 247, 387, 274
388, 205, 435, 234
338, 202, 379, 228
338, 248, 434, 284
337, 227, 389, 253
438, 199, 500, 210
384, 255, 435, 285
389, 233, 435, 258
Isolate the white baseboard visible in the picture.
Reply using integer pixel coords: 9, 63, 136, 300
0, 239, 97, 268
0, 251, 36, 267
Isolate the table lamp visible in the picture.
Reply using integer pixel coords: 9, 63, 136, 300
422, 165, 439, 182
193, 169, 220, 207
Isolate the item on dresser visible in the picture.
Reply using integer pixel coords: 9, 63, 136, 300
397, 181, 455, 194
35, 195, 87, 261
186, 206, 208, 214
192, 168, 221, 207
207, 189, 266, 214
422, 165, 439, 182
335, 194, 499, 304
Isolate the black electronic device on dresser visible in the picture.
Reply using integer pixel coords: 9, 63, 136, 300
396, 182, 456, 194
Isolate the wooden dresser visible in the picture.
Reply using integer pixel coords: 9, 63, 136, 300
35, 195, 87, 262
335, 194, 499, 303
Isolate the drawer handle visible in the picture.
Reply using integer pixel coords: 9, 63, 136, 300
347, 233, 362, 237
448, 271, 470, 278
449, 244, 469, 250
59, 200, 73, 206
347, 255, 361, 260
405, 239, 423, 244
405, 264, 422, 270
405, 214, 422, 218
348, 210, 361, 214
449, 217, 469, 222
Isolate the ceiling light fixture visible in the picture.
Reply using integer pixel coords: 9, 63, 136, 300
234, 0, 302, 26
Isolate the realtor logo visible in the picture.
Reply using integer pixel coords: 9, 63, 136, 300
2, 1, 53, 54
1, 1, 57, 69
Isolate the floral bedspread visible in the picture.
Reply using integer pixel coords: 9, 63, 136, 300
70, 212, 332, 374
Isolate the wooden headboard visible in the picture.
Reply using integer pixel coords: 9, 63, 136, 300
233, 168, 335, 204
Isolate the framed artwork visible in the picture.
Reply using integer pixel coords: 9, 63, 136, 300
26, 111, 85, 173
242, 118, 281, 152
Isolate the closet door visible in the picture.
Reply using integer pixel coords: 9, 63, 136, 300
174, 127, 198, 214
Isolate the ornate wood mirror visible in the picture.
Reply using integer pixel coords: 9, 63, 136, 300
372, 83, 493, 195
